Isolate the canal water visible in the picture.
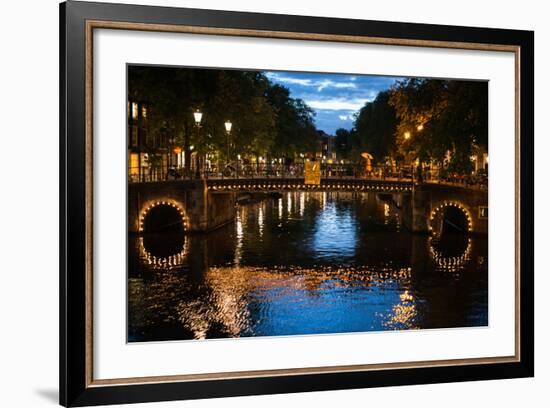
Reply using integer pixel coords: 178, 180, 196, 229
128, 192, 488, 342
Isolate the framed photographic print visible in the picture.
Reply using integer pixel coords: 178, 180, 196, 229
60, 0, 534, 406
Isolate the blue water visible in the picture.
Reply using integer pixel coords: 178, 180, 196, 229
128, 192, 488, 342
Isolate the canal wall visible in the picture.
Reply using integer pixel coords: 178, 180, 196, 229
128, 180, 236, 233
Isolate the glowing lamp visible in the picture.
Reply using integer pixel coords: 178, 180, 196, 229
224, 120, 232, 133
193, 110, 203, 124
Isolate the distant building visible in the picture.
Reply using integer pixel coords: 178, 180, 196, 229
471, 145, 489, 173
313, 130, 336, 162
127, 100, 169, 181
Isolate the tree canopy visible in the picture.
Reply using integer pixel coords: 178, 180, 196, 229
389, 78, 488, 171
129, 67, 488, 174
353, 90, 398, 163
334, 128, 352, 160
128, 66, 317, 165
265, 84, 318, 158
351, 78, 488, 172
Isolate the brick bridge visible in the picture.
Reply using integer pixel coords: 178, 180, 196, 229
128, 178, 487, 235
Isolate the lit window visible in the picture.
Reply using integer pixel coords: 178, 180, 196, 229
132, 102, 138, 119
141, 105, 147, 118
129, 153, 139, 176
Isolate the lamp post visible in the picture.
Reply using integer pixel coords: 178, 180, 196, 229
168, 137, 175, 168
173, 146, 182, 168
237, 154, 241, 178
193, 109, 202, 178
224, 120, 232, 168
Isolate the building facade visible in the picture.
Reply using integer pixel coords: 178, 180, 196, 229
128, 100, 170, 182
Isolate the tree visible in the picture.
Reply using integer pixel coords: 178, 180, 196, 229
128, 66, 207, 171
353, 91, 398, 163
265, 84, 318, 159
205, 70, 276, 161
128, 67, 278, 169
334, 128, 351, 159
389, 78, 488, 173
128, 66, 323, 170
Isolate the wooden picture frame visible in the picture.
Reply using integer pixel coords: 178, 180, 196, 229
60, 1, 534, 406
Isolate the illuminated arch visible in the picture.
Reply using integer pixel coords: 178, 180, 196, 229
428, 201, 473, 235
138, 199, 187, 233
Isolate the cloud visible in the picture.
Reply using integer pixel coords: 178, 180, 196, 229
265, 71, 401, 133
267, 72, 356, 92
316, 80, 356, 92
305, 96, 375, 111
269, 75, 314, 87
338, 114, 354, 121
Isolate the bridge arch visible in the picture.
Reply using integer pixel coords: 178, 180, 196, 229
139, 200, 187, 233
428, 201, 473, 235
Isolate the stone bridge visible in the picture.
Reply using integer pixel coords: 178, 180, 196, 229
128, 178, 487, 235
128, 180, 236, 233
400, 183, 487, 235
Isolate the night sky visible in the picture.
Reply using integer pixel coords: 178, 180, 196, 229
266, 71, 402, 135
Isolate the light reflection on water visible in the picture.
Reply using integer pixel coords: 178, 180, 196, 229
128, 192, 488, 342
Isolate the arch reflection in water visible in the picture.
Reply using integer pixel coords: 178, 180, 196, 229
138, 233, 189, 269
429, 236, 473, 273
128, 192, 488, 342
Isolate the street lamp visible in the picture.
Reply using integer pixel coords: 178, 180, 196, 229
193, 110, 202, 178
193, 110, 203, 125
224, 120, 232, 133
237, 153, 241, 178
225, 120, 232, 166
404, 131, 411, 140
168, 137, 175, 169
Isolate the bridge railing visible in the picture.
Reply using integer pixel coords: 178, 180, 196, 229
127, 163, 487, 190
128, 163, 415, 183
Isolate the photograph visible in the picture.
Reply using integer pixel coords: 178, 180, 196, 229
126, 65, 489, 342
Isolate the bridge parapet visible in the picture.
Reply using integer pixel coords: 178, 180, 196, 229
206, 178, 413, 193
